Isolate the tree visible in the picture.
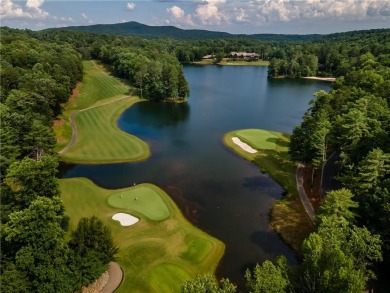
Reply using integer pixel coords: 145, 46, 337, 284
310, 110, 331, 191
23, 119, 55, 160
214, 52, 225, 64
356, 148, 390, 194
181, 274, 236, 293
3, 155, 60, 210
3, 197, 75, 293
0, 123, 20, 176
245, 257, 289, 293
0, 263, 30, 293
317, 188, 358, 224
68, 216, 119, 288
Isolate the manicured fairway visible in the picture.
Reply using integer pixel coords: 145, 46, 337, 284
108, 186, 170, 221
54, 61, 131, 152
68, 61, 130, 111
60, 96, 150, 163
224, 129, 314, 251
56, 60, 150, 163
60, 178, 224, 293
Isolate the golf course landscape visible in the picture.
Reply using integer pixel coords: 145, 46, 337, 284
60, 178, 224, 292
57, 60, 225, 291
55, 60, 150, 163
224, 129, 314, 251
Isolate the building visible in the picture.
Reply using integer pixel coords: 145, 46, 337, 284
230, 52, 260, 61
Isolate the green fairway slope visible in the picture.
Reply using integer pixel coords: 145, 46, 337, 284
60, 95, 150, 163
60, 178, 224, 293
224, 129, 314, 251
56, 60, 150, 163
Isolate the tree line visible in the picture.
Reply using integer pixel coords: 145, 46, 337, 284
0, 27, 119, 292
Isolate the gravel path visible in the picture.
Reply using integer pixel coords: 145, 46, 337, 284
296, 163, 315, 222
100, 262, 123, 293
57, 89, 136, 155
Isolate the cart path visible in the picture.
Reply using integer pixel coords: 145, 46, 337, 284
100, 262, 123, 293
58, 88, 136, 155
296, 163, 315, 222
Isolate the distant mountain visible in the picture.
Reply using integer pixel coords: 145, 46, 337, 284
47, 21, 323, 41
46, 21, 389, 42
50, 21, 232, 40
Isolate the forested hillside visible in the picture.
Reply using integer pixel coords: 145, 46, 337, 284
287, 51, 390, 291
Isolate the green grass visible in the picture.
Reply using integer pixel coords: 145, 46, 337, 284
236, 129, 279, 150
60, 96, 150, 164
108, 187, 170, 221
56, 60, 150, 163
224, 129, 314, 251
55, 61, 131, 152
60, 178, 225, 293
192, 59, 269, 66
68, 61, 130, 111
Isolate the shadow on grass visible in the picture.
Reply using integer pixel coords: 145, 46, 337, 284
266, 137, 289, 148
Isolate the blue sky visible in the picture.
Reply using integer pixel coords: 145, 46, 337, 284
1, 0, 390, 34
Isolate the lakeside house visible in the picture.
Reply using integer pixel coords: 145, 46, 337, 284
202, 55, 214, 60
230, 52, 260, 61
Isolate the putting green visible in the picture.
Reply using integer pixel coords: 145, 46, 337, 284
108, 185, 170, 221
60, 178, 225, 292
236, 129, 279, 150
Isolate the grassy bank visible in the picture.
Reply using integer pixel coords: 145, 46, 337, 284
192, 59, 269, 66
60, 178, 224, 293
55, 60, 150, 163
224, 129, 313, 251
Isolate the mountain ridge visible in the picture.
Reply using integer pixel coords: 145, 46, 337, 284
44, 21, 389, 42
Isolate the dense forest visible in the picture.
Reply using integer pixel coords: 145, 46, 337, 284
1, 25, 389, 292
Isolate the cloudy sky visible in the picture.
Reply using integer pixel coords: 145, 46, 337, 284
1, 0, 390, 34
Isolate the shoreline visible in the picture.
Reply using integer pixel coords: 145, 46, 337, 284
302, 76, 336, 82
223, 129, 314, 252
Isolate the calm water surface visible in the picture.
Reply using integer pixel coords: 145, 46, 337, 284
61, 65, 330, 286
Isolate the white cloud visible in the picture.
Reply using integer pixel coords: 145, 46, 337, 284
234, 7, 249, 23
26, 0, 49, 18
195, 0, 227, 25
1, 0, 49, 19
250, 0, 390, 24
167, 5, 194, 26
168, 6, 185, 19
126, 2, 136, 11
81, 12, 93, 24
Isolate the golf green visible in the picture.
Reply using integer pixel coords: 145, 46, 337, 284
108, 185, 170, 221
60, 178, 225, 292
236, 129, 279, 150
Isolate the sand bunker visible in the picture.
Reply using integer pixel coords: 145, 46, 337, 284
232, 137, 258, 153
112, 213, 139, 226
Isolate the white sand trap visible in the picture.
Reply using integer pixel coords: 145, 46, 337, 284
232, 137, 258, 153
112, 213, 139, 226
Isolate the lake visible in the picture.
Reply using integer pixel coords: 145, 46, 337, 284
61, 65, 331, 286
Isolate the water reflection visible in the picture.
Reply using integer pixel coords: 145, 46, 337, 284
61, 65, 330, 287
